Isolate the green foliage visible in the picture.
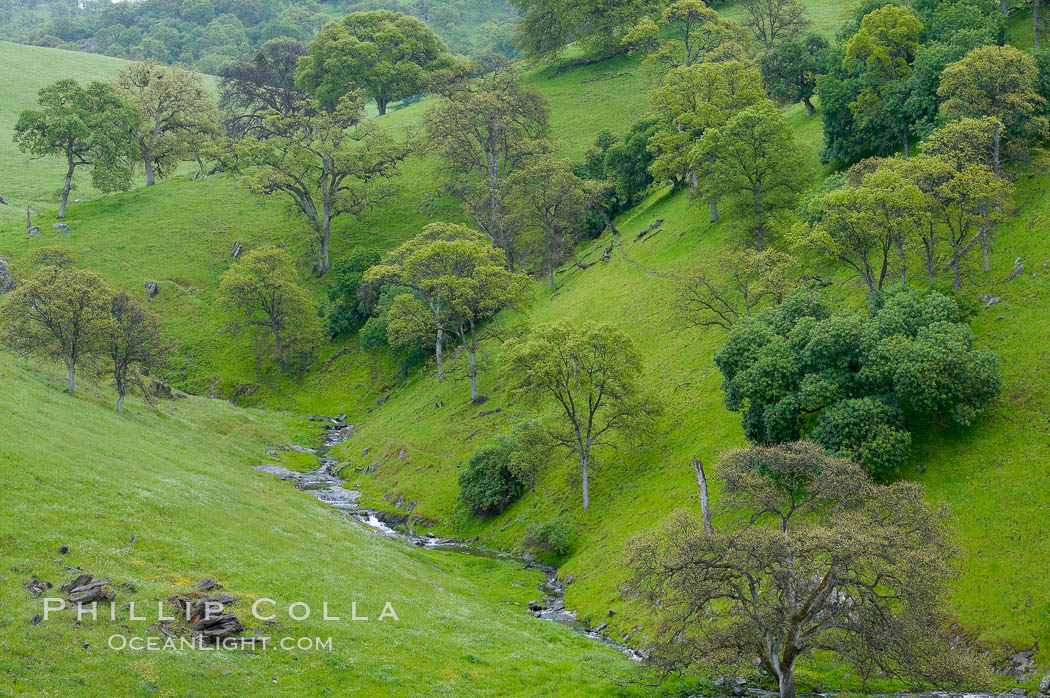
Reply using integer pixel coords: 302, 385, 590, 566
760, 33, 830, 115
575, 118, 659, 233
28, 245, 77, 269
0, 264, 114, 394
13, 78, 138, 216
938, 44, 1049, 167
714, 286, 1001, 477
327, 249, 382, 337
503, 321, 661, 510
458, 439, 525, 516
219, 245, 324, 375
648, 60, 765, 188
510, 0, 661, 60
296, 10, 454, 115
113, 60, 220, 186
523, 516, 575, 556
624, 0, 750, 68
692, 100, 804, 249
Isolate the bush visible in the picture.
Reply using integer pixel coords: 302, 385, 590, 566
458, 440, 524, 516
523, 517, 574, 556
327, 249, 381, 337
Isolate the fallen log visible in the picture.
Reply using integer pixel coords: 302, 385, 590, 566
634, 220, 664, 242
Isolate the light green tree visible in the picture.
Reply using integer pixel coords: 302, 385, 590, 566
647, 60, 765, 221
14, 79, 139, 219
507, 156, 600, 289
113, 60, 220, 186
384, 233, 533, 401
362, 222, 491, 381
623, 0, 751, 69
0, 266, 113, 394
502, 321, 661, 511
938, 44, 1048, 173
692, 100, 804, 250
219, 245, 324, 375
236, 93, 408, 275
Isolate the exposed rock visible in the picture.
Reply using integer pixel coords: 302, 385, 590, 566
0, 257, 15, 294
61, 574, 114, 605
1006, 258, 1025, 282
0, 194, 7, 205
978, 294, 1002, 308
193, 578, 222, 591
1038, 673, 1050, 695
230, 241, 243, 259
528, 600, 544, 612
28, 226, 40, 235
53, 223, 69, 233
23, 578, 53, 596
143, 281, 158, 298
472, 395, 490, 406
58, 545, 69, 554
594, 622, 607, 633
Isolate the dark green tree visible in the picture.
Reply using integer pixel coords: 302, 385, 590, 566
296, 10, 455, 115
714, 286, 1001, 478
759, 33, 829, 116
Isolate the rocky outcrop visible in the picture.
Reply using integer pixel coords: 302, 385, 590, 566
143, 281, 158, 298
0, 257, 15, 294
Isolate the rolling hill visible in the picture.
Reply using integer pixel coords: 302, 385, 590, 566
2, 6, 1050, 693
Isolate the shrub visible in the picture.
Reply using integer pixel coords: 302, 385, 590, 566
327, 249, 381, 337
523, 517, 574, 556
458, 440, 524, 516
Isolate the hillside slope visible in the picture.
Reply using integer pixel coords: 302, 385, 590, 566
0, 41, 130, 228
0, 350, 642, 696
2, 14, 1050, 694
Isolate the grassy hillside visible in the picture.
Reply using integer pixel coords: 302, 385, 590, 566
0, 41, 129, 228
3, 6, 1050, 693
0, 349, 645, 696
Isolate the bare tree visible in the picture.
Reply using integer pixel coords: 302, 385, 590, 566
675, 249, 795, 330
627, 442, 987, 698
740, 0, 810, 53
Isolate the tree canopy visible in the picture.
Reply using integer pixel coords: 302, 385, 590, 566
502, 321, 660, 510
296, 10, 455, 115
714, 286, 1001, 478
14, 78, 139, 219
628, 442, 985, 698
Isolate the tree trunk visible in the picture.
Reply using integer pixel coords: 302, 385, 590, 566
778, 663, 796, 698
803, 96, 815, 116
547, 228, 556, 289
317, 219, 331, 275
981, 202, 990, 273
1036, 0, 1041, 48
709, 200, 719, 223
59, 156, 74, 220
903, 137, 910, 160
144, 152, 155, 187
435, 327, 444, 382
1002, 0, 1007, 15
66, 361, 77, 395
753, 185, 764, 251
468, 347, 478, 402
273, 326, 286, 374
693, 457, 714, 534
898, 240, 907, 284
377, 98, 388, 116
952, 257, 961, 291
580, 449, 590, 511
117, 391, 125, 412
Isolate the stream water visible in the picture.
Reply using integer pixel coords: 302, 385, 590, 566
252, 415, 644, 662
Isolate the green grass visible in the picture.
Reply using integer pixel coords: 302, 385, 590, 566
4, 1, 1050, 690
0, 41, 129, 228
719, 0, 852, 38
0, 350, 646, 696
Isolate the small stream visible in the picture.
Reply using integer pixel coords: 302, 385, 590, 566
252, 415, 644, 662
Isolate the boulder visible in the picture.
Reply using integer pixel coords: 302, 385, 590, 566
61, 574, 115, 605
230, 241, 243, 259
23, 578, 53, 596
143, 281, 158, 298
28, 226, 40, 235
53, 223, 69, 233
0, 257, 15, 294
